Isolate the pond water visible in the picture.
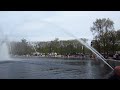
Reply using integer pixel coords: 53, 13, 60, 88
0, 57, 112, 79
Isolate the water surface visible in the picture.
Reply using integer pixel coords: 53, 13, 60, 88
0, 57, 112, 79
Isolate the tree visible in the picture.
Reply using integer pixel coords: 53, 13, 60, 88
91, 18, 115, 57
108, 31, 117, 54
10, 39, 34, 55
116, 30, 120, 40
116, 30, 120, 52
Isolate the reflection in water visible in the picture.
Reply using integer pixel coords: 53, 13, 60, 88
86, 60, 93, 78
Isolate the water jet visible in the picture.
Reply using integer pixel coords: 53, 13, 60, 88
0, 32, 10, 61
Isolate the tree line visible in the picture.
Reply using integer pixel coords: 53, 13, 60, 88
9, 38, 91, 56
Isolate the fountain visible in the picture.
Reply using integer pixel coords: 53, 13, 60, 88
12, 19, 114, 70
0, 32, 10, 61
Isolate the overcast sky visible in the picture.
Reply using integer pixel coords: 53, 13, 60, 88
0, 11, 120, 44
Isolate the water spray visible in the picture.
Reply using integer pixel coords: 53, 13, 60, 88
0, 30, 11, 60
56, 25, 114, 70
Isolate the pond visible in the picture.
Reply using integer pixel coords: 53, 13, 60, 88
0, 57, 113, 79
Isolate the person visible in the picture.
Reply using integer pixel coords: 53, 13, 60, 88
108, 66, 120, 80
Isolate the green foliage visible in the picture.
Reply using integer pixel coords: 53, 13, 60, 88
36, 38, 91, 55
91, 18, 120, 56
